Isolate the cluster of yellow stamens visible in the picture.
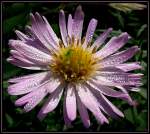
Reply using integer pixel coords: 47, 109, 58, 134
50, 38, 98, 83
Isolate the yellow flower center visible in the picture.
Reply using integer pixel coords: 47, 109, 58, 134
50, 43, 98, 83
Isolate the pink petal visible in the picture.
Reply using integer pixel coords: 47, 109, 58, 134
99, 46, 140, 67
65, 84, 77, 121
95, 32, 130, 59
44, 79, 61, 93
116, 62, 142, 72
76, 85, 109, 124
91, 88, 124, 118
63, 89, 72, 126
8, 72, 50, 95
15, 81, 49, 112
30, 13, 54, 51
41, 84, 64, 114
76, 90, 90, 128
9, 40, 52, 65
117, 85, 141, 92
59, 10, 68, 46
30, 13, 59, 51
10, 50, 35, 65
15, 29, 51, 55
37, 80, 62, 120
37, 110, 47, 121
94, 71, 142, 86
86, 80, 135, 105
91, 28, 113, 49
67, 14, 73, 39
100, 94, 124, 117
7, 57, 46, 70
15, 30, 30, 41
72, 5, 84, 43
86, 81, 129, 98
8, 71, 48, 83
42, 15, 59, 46
82, 18, 98, 48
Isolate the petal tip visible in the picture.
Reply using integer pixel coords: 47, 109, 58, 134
6, 57, 12, 62
108, 27, 113, 31
60, 9, 64, 14
29, 13, 34, 17
76, 5, 82, 11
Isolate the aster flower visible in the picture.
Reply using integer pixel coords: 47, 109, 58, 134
7, 6, 143, 128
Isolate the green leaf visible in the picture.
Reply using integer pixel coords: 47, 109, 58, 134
124, 108, 134, 124
3, 13, 27, 34
142, 50, 147, 58
3, 81, 8, 89
137, 24, 147, 37
15, 108, 24, 114
136, 111, 147, 131
5, 113, 14, 127
141, 61, 147, 71
138, 88, 147, 99
3, 61, 22, 80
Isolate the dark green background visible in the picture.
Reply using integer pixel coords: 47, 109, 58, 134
2, 2, 148, 132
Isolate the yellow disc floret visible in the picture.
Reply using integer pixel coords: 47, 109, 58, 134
50, 44, 98, 83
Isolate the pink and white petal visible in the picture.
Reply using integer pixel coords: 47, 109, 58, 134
86, 81, 129, 99
10, 49, 48, 68
76, 90, 90, 128
95, 32, 130, 59
44, 78, 61, 93
99, 46, 140, 67
91, 28, 113, 49
101, 94, 124, 117
7, 57, 47, 70
25, 25, 37, 39
23, 87, 48, 112
65, 84, 77, 121
15, 30, 30, 41
37, 109, 47, 121
37, 82, 63, 120
115, 85, 136, 105
63, 89, 72, 126
76, 85, 109, 124
59, 10, 68, 46
9, 40, 52, 65
31, 13, 60, 50
14, 80, 53, 106
117, 85, 141, 92
18, 26, 54, 55
94, 71, 142, 86
15, 81, 49, 111
97, 66, 124, 72
8, 72, 50, 95
72, 5, 84, 43
30, 13, 54, 51
100, 93, 124, 118
10, 50, 35, 65
16, 30, 52, 55
67, 14, 73, 39
116, 62, 142, 72
35, 13, 59, 50
41, 84, 65, 114
86, 80, 134, 105
82, 18, 98, 48
42, 15, 59, 46
90, 88, 124, 118
8, 71, 48, 83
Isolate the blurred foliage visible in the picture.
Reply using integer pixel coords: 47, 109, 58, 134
108, 3, 147, 13
2, 2, 148, 132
